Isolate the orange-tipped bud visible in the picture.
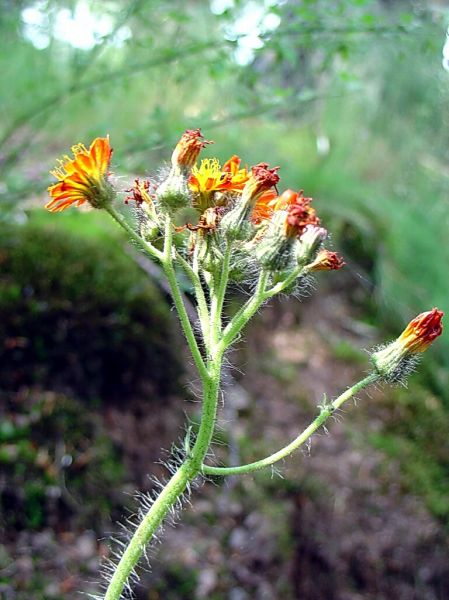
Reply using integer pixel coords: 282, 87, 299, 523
171, 129, 212, 169
309, 249, 345, 272
46, 137, 114, 212
371, 308, 443, 383
397, 308, 444, 354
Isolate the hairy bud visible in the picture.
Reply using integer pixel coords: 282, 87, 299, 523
371, 308, 443, 382
308, 249, 345, 272
296, 225, 328, 265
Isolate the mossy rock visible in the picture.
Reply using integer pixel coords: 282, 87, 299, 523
0, 211, 182, 402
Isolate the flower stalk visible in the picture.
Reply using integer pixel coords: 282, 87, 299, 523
44, 131, 444, 600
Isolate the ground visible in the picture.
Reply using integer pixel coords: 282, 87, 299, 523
2, 278, 449, 599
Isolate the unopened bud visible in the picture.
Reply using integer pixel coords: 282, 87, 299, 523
296, 225, 328, 265
371, 308, 443, 383
171, 129, 212, 170
156, 169, 191, 211
308, 249, 345, 272
254, 210, 293, 271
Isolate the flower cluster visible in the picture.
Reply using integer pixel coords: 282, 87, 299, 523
47, 129, 346, 281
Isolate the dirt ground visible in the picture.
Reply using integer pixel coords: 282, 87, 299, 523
3, 282, 449, 599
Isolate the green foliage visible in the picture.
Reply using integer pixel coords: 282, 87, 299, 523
370, 383, 449, 522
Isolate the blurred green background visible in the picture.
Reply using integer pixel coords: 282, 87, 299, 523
2, 1, 449, 598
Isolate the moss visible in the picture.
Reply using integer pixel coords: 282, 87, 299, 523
0, 390, 126, 531
369, 383, 449, 524
0, 210, 181, 402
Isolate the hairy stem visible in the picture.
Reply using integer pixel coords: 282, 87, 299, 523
106, 205, 163, 262
104, 464, 191, 600
102, 214, 225, 600
218, 270, 269, 351
210, 242, 232, 348
104, 359, 222, 600
162, 218, 209, 381
201, 373, 379, 476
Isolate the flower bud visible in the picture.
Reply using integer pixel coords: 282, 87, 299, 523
254, 210, 293, 271
171, 129, 212, 170
156, 171, 191, 211
157, 129, 212, 212
296, 225, 328, 265
371, 308, 443, 383
308, 249, 345, 272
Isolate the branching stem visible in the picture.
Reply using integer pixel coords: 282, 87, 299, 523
102, 203, 380, 600
201, 374, 379, 476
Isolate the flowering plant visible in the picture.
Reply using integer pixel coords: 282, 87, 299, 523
46, 131, 443, 599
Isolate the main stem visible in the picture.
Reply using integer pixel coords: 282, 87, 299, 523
103, 215, 225, 600
103, 371, 222, 600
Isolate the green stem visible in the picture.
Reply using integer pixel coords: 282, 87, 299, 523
107, 206, 208, 382
104, 464, 191, 600
218, 270, 269, 352
264, 265, 304, 298
104, 363, 223, 600
210, 242, 232, 348
175, 251, 210, 344
105, 205, 163, 262
201, 373, 379, 476
162, 219, 209, 382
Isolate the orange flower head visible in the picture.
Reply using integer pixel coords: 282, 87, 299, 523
251, 189, 277, 224
189, 156, 249, 195
309, 249, 345, 271
46, 137, 113, 212
221, 155, 250, 190
252, 189, 320, 237
397, 308, 444, 354
284, 192, 320, 238
171, 129, 212, 169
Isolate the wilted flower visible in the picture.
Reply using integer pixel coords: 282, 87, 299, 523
125, 179, 153, 205
371, 308, 443, 382
252, 189, 320, 237
171, 129, 212, 170
252, 189, 322, 271
309, 249, 345, 271
251, 189, 277, 224
46, 137, 113, 212
157, 129, 212, 212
